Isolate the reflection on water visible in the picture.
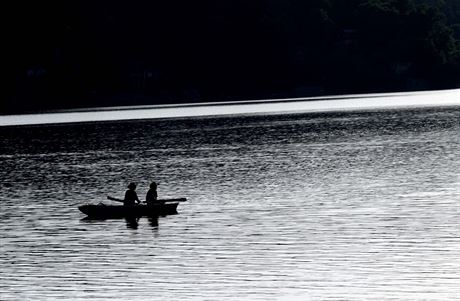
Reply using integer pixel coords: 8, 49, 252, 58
1, 106, 460, 300
125, 217, 139, 229
81, 216, 154, 230
148, 217, 159, 228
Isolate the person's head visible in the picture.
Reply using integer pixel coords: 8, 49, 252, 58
150, 182, 157, 189
128, 182, 137, 190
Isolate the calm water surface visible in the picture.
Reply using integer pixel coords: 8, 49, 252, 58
1, 107, 460, 300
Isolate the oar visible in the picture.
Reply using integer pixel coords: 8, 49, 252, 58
107, 196, 124, 203
158, 198, 187, 202
107, 196, 187, 203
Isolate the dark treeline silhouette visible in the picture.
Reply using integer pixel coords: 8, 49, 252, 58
4, 0, 460, 114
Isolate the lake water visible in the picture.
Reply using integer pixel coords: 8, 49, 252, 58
1, 106, 460, 300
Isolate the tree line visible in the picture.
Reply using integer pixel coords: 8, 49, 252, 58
4, 0, 460, 113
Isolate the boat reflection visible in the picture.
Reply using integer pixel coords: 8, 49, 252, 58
125, 217, 139, 229
81, 214, 171, 230
148, 216, 159, 228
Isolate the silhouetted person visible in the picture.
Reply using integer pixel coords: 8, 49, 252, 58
124, 182, 141, 206
146, 182, 159, 205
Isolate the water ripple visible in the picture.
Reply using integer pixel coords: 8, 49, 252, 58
1, 107, 460, 300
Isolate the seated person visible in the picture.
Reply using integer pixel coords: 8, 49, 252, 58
146, 182, 160, 205
124, 182, 141, 206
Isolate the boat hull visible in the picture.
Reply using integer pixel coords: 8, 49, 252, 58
79, 202, 179, 218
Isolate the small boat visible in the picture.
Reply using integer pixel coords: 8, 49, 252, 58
79, 198, 186, 218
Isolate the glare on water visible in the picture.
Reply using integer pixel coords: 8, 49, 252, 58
0, 105, 460, 300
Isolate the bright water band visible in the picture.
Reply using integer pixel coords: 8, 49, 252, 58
1, 89, 460, 126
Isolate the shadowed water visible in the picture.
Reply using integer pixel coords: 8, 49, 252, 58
1, 107, 459, 300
